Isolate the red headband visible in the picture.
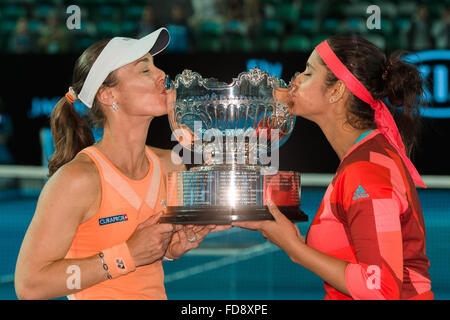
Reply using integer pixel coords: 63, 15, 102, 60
315, 40, 426, 188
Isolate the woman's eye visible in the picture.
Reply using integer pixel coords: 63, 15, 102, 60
143, 70, 149, 73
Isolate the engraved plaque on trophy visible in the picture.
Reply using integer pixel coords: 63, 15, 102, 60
160, 68, 307, 224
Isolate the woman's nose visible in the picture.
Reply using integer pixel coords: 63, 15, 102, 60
155, 67, 166, 85
158, 69, 166, 81
151, 63, 165, 79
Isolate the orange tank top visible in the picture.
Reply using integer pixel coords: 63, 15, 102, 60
65, 145, 167, 300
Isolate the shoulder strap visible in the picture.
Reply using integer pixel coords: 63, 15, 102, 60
144, 146, 163, 209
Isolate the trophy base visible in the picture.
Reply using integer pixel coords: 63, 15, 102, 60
160, 206, 308, 225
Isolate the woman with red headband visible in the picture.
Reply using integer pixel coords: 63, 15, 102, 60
15, 28, 227, 300
234, 35, 433, 300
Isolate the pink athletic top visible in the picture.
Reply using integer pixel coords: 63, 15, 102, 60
306, 129, 433, 300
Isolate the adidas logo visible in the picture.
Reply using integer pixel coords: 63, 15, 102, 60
352, 185, 370, 200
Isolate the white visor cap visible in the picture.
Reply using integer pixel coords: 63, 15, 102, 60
78, 27, 170, 108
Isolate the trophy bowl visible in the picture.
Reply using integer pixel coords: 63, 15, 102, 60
161, 68, 308, 224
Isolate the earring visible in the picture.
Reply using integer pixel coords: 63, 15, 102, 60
329, 98, 334, 103
112, 102, 119, 111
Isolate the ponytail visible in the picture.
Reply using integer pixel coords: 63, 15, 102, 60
47, 38, 115, 176
383, 51, 423, 157
48, 96, 94, 176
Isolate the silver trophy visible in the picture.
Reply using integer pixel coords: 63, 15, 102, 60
161, 68, 307, 224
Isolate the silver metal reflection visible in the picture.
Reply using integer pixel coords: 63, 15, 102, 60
161, 68, 307, 224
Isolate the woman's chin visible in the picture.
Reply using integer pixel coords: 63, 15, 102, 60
287, 101, 295, 113
150, 108, 169, 118
288, 102, 302, 117
140, 101, 169, 117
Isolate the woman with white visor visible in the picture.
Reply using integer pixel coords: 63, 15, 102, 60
15, 28, 224, 300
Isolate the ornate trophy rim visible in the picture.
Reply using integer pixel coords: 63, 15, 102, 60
169, 68, 289, 91
167, 67, 296, 159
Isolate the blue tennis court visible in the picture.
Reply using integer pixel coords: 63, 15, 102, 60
1, 186, 449, 300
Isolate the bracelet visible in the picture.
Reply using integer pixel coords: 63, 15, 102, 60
162, 256, 173, 262
98, 252, 112, 280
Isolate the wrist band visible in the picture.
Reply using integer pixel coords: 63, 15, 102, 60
100, 242, 136, 279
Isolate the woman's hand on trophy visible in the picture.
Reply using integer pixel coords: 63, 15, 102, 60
209, 225, 233, 232
164, 224, 215, 260
232, 199, 305, 252
127, 212, 181, 267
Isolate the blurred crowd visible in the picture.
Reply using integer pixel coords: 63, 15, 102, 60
1, 0, 449, 54
0, 0, 449, 167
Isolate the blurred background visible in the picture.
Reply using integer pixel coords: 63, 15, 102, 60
0, 0, 449, 300
1, 0, 449, 54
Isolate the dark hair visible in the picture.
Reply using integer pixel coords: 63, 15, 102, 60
48, 39, 119, 176
319, 35, 423, 157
